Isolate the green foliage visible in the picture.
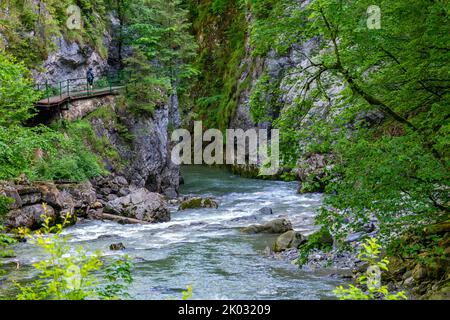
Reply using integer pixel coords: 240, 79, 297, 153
0, 225, 16, 263
123, 0, 198, 115
0, 196, 13, 220
0, 0, 110, 67
0, 125, 59, 181
16, 211, 133, 300
254, 0, 449, 244
97, 257, 134, 300
297, 227, 333, 266
0, 52, 40, 126
0, 122, 106, 182
16, 212, 103, 300
334, 238, 407, 300
249, 72, 282, 123
182, 285, 193, 300
249, 0, 302, 56
123, 51, 170, 115
388, 222, 449, 267
188, 0, 247, 129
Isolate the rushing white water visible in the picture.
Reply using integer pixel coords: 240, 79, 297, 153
0, 166, 342, 300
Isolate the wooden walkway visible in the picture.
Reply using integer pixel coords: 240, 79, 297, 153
35, 86, 124, 109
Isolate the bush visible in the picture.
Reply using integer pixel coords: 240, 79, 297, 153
0, 121, 108, 182
0, 51, 40, 126
16, 211, 133, 300
297, 227, 333, 266
334, 238, 407, 300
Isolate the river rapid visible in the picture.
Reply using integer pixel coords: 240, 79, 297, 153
0, 166, 342, 300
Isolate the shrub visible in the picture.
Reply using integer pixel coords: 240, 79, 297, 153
334, 238, 407, 300
0, 52, 40, 126
297, 227, 333, 266
16, 210, 133, 300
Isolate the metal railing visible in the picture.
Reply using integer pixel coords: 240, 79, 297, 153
35, 71, 130, 105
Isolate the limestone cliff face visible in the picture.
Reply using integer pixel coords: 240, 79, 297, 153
193, 4, 383, 190
31, 36, 110, 85
87, 100, 180, 199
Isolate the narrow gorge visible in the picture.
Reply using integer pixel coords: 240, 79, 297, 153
0, 0, 448, 302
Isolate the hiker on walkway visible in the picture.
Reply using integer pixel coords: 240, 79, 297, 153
86, 67, 95, 91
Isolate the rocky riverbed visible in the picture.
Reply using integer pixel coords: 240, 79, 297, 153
0, 166, 346, 300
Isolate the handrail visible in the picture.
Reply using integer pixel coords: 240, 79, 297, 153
34, 71, 131, 105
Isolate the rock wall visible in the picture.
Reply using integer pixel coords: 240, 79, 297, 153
30, 12, 124, 86
0, 179, 173, 230
0, 181, 96, 230
31, 36, 109, 85
217, 8, 382, 189
87, 101, 180, 199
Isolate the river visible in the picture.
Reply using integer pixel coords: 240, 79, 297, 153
0, 166, 342, 300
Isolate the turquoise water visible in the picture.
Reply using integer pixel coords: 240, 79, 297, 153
0, 166, 341, 300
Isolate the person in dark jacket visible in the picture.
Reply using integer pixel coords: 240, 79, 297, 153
86, 67, 94, 91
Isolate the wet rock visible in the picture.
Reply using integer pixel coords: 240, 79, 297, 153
105, 188, 170, 223
5, 204, 56, 230
0, 184, 22, 209
273, 231, 307, 253
423, 220, 450, 236
115, 176, 128, 186
110, 243, 126, 251
58, 182, 97, 210
345, 232, 365, 243
92, 202, 103, 209
178, 197, 219, 210
258, 207, 273, 215
241, 218, 293, 234
230, 215, 260, 223
107, 194, 118, 202
412, 264, 428, 281
163, 187, 179, 200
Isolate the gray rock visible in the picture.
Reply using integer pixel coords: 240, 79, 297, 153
118, 188, 130, 197
107, 194, 118, 202
164, 187, 179, 200
58, 182, 97, 210
345, 232, 366, 243
115, 176, 128, 186
89, 104, 180, 197
32, 37, 109, 86
273, 230, 307, 253
178, 197, 219, 210
258, 207, 273, 215
104, 188, 170, 223
5, 204, 56, 230
110, 243, 126, 251
241, 218, 293, 234
0, 184, 22, 209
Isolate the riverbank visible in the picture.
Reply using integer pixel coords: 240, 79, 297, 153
0, 166, 345, 300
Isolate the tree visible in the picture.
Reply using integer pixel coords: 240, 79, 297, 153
251, 0, 450, 241
125, 0, 198, 126
0, 52, 39, 126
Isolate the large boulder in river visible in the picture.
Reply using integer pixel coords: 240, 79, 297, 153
5, 204, 57, 230
241, 218, 293, 234
178, 197, 219, 210
104, 188, 170, 223
273, 231, 307, 253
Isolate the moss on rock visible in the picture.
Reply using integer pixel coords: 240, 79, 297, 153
178, 197, 219, 211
